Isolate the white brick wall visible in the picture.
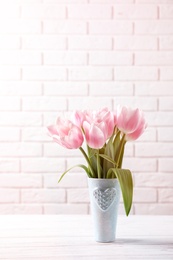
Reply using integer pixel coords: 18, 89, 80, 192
0, 0, 173, 215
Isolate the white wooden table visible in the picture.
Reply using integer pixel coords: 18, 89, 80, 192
0, 215, 172, 259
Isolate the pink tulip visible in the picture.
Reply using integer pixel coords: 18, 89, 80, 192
117, 106, 146, 141
47, 117, 84, 149
83, 121, 107, 149
95, 108, 115, 138
125, 116, 147, 141
71, 110, 86, 128
82, 108, 115, 149
84, 108, 115, 138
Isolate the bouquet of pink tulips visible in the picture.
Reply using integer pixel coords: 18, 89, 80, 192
47, 107, 146, 215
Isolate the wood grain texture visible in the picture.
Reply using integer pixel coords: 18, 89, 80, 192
0, 215, 172, 259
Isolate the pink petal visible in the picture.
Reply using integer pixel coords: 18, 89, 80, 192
83, 121, 106, 149
117, 107, 141, 134
126, 115, 147, 141
47, 125, 59, 137
71, 111, 85, 128
56, 117, 73, 137
67, 127, 84, 149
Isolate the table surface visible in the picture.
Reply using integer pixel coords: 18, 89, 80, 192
0, 215, 172, 260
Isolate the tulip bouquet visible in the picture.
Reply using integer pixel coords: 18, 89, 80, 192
47, 107, 146, 216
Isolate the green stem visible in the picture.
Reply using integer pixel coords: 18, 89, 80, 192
79, 147, 95, 178
96, 151, 101, 179
116, 133, 126, 168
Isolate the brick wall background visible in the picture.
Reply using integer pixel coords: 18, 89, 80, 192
0, 0, 173, 215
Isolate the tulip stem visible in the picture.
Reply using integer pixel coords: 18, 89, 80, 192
79, 147, 95, 178
116, 133, 126, 168
96, 151, 102, 179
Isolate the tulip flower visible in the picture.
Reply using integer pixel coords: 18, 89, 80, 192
95, 108, 115, 138
116, 106, 146, 141
81, 108, 115, 149
125, 116, 147, 141
47, 117, 84, 149
71, 110, 86, 128
83, 121, 107, 149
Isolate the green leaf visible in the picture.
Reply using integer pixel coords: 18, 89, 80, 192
103, 138, 115, 177
99, 154, 118, 167
107, 168, 133, 216
58, 164, 91, 183
99, 146, 105, 170
96, 152, 103, 178
114, 133, 126, 168
117, 141, 125, 168
113, 131, 121, 163
79, 147, 96, 178
87, 146, 97, 174
107, 135, 115, 159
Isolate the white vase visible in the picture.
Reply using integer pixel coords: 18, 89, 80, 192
88, 178, 120, 243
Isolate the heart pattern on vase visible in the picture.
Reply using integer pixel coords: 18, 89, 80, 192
93, 188, 116, 211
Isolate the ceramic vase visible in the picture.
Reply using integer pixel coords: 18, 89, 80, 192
88, 178, 120, 243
